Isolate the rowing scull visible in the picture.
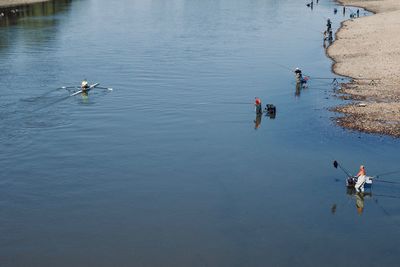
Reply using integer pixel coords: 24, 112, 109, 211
70, 83, 100, 96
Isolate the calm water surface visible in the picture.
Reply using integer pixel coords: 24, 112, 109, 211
1, 0, 399, 266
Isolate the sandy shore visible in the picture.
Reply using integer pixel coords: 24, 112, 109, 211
328, 0, 400, 137
0, 0, 47, 8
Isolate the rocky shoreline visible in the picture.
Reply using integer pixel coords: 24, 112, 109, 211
0, 0, 47, 8
328, 0, 400, 137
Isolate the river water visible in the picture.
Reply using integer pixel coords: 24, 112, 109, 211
1, 0, 399, 266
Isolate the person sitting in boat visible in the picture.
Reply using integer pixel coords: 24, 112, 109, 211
81, 79, 89, 90
354, 165, 367, 193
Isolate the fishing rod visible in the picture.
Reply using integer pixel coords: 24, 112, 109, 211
333, 160, 352, 177
271, 63, 315, 84
308, 77, 345, 80
333, 162, 400, 185
368, 170, 400, 185
271, 62, 295, 72
352, 78, 381, 81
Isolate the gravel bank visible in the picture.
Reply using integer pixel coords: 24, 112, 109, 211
328, 0, 400, 137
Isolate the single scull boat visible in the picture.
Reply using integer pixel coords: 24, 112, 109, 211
70, 83, 100, 96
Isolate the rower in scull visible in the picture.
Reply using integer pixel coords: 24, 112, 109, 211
81, 79, 90, 91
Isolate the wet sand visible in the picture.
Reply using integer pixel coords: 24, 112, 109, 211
0, 0, 47, 8
328, 0, 400, 137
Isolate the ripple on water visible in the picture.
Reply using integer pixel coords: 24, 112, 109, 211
0, 94, 74, 147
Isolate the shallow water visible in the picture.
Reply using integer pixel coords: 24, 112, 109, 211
0, 0, 399, 266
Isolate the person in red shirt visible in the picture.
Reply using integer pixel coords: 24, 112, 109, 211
254, 97, 262, 114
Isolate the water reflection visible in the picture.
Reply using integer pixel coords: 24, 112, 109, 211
355, 192, 365, 214
295, 83, 302, 97
0, 0, 71, 27
346, 188, 372, 215
0, 0, 72, 55
254, 112, 262, 129
253, 104, 277, 129
331, 188, 373, 215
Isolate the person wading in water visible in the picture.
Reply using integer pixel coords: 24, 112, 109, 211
254, 97, 262, 115
326, 18, 332, 32
294, 67, 307, 86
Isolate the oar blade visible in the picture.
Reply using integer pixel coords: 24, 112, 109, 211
94, 86, 113, 91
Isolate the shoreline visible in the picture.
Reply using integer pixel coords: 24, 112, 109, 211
327, 0, 400, 137
0, 0, 47, 8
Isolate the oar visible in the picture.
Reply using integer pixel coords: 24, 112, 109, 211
58, 86, 78, 89
70, 90, 84, 97
333, 160, 352, 177
94, 86, 113, 91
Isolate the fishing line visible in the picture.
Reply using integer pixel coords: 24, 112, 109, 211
333, 160, 353, 177
375, 170, 400, 178
374, 193, 400, 200
374, 179, 400, 185
371, 196, 400, 228
270, 62, 294, 73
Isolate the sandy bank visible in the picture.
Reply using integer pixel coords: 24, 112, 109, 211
0, 0, 47, 8
328, 0, 400, 137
